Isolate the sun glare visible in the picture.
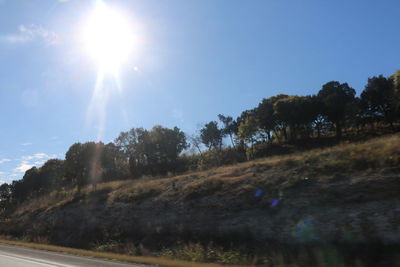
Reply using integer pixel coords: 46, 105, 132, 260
82, 0, 134, 73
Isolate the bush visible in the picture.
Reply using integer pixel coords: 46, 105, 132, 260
252, 143, 292, 158
196, 148, 246, 170
161, 243, 252, 265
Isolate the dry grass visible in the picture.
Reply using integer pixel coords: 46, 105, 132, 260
108, 179, 164, 203
4, 134, 400, 266
0, 239, 249, 267
12, 180, 132, 216
13, 133, 400, 213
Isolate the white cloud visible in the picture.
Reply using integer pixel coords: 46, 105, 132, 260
0, 158, 11, 164
13, 163, 34, 173
33, 160, 46, 165
9, 152, 59, 180
0, 24, 59, 46
22, 153, 49, 161
13, 153, 54, 173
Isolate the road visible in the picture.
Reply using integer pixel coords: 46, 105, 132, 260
0, 243, 150, 267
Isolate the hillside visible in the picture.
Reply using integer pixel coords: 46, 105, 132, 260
1, 134, 400, 266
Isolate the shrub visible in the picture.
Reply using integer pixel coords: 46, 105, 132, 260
161, 243, 252, 265
196, 148, 246, 170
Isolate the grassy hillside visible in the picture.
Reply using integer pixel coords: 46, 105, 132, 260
1, 133, 400, 266
12, 133, 400, 214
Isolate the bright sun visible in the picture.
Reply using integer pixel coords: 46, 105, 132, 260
82, 0, 134, 73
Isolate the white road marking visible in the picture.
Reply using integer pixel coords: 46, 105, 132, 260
0, 251, 78, 267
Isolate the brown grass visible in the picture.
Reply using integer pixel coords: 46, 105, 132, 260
13, 133, 400, 214
4, 134, 400, 266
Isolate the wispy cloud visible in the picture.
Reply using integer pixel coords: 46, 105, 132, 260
0, 158, 11, 164
0, 24, 59, 46
20, 142, 33, 146
14, 163, 34, 173
22, 153, 50, 161
13, 153, 54, 173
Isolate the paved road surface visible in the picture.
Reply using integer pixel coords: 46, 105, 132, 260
0, 243, 150, 267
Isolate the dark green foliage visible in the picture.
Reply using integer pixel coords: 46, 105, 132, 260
218, 114, 238, 147
195, 148, 246, 170
200, 121, 223, 151
317, 81, 356, 138
40, 159, 65, 190
361, 75, 398, 126
65, 142, 101, 189
273, 95, 317, 142
0, 183, 11, 212
115, 125, 188, 177
1, 70, 400, 211
64, 141, 129, 190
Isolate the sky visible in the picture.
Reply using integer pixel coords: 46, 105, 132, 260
0, 0, 399, 183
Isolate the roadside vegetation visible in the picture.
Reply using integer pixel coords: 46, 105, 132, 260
7, 132, 400, 217
1, 70, 400, 211
0, 70, 399, 266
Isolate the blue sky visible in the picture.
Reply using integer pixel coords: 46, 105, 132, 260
0, 0, 399, 183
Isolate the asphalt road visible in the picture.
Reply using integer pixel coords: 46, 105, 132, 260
0, 243, 150, 267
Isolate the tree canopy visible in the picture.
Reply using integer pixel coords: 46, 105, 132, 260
1, 70, 400, 211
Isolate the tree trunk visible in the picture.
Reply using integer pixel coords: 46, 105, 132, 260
267, 131, 271, 142
229, 134, 236, 149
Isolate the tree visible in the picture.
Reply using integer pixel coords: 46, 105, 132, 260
115, 126, 188, 177
308, 96, 328, 139
317, 81, 356, 138
390, 70, 400, 121
21, 167, 42, 196
237, 115, 259, 159
11, 180, 29, 204
101, 143, 129, 181
188, 134, 203, 155
273, 95, 317, 141
391, 69, 400, 93
114, 128, 146, 177
65, 142, 104, 190
0, 183, 11, 213
254, 94, 289, 142
149, 125, 188, 174
218, 114, 237, 148
200, 121, 223, 151
40, 159, 65, 191
360, 75, 397, 127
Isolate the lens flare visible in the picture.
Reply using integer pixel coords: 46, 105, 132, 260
81, 0, 137, 141
82, 0, 135, 73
